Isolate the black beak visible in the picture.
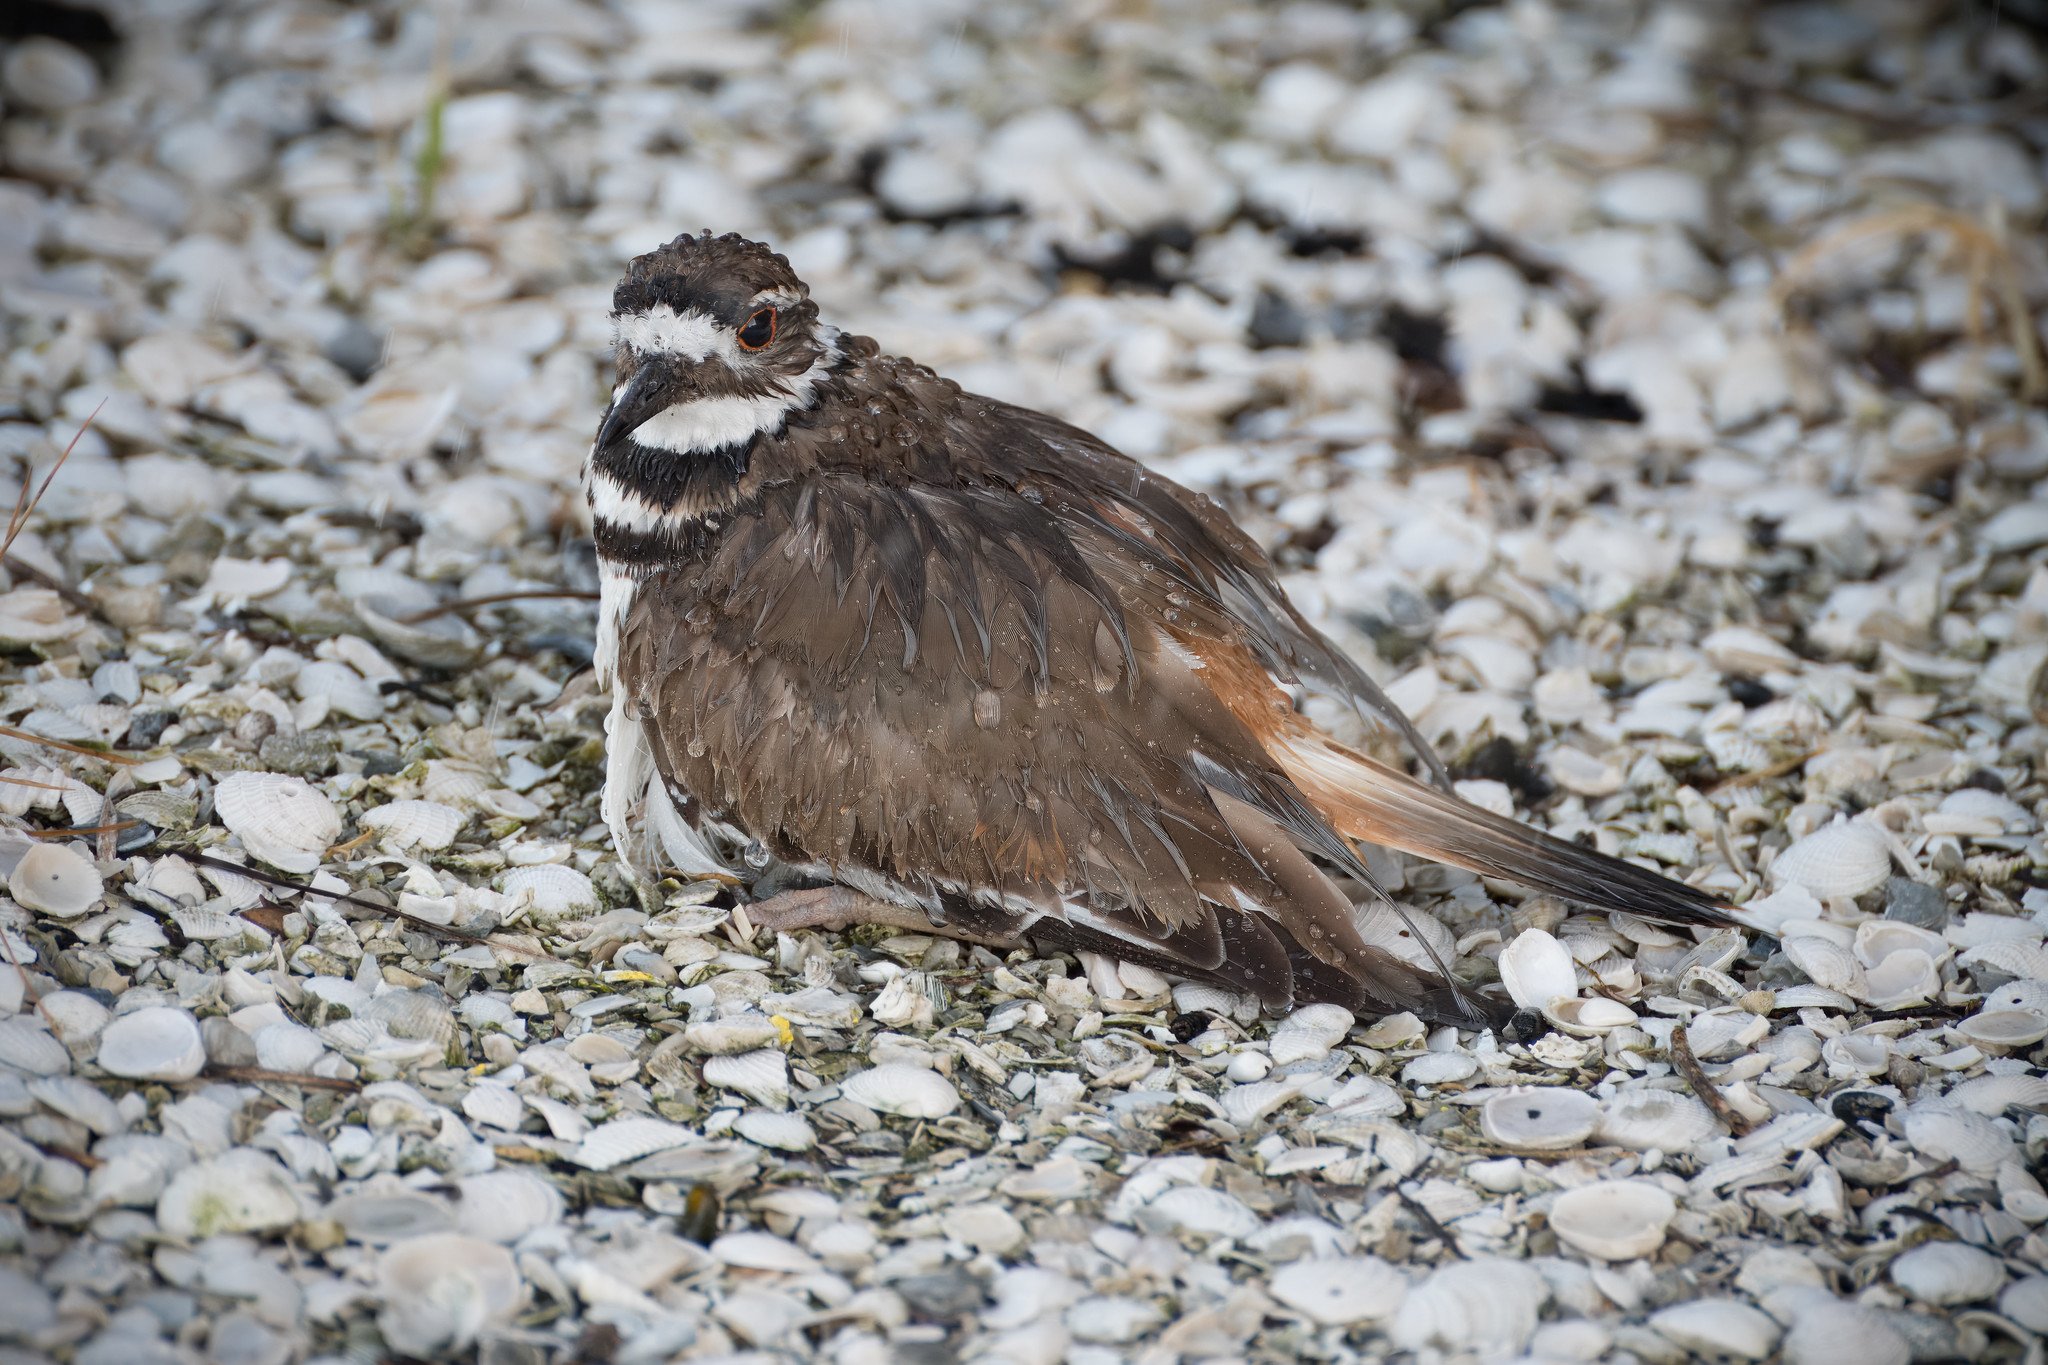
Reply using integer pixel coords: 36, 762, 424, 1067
595, 362, 669, 456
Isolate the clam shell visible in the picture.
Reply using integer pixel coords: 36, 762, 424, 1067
214, 772, 340, 873
156, 1149, 302, 1238
1769, 822, 1892, 899
1389, 1258, 1548, 1354
359, 799, 466, 851
703, 1048, 791, 1107
1597, 1088, 1720, 1151
328, 1191, 456, 1245
1780, 1297, 1910, 1365
1499, 928, 1578, 1010
499, 863, 597, 914
1649, 1298, 1782, 1361
27, 1073, 125, 1134
453, 1170, 563, 1243
841, 1062, 960, 1118
1889, 1241, 2006, 1306
96, 1006, 206, 1081
569, 1116, 697, 1171
734, 1108, 817, 1152
375, 1233, 522, 1357
710, 1230, 821, 1273
1902, 1102, 2015, 1175
1268, 1002, 1353, 1064
1544, 996, 1638, 1035
1269, 1256, 1409, 1326
1480, 1089, 1599, 1150
0, 1015, 72, 1076
1548, 1179, 1677, 1261
1955, 1008, 2048, 1050
9, 843, 103, 918
1782, 935, 1865, 996
2000, 1277, 2048, 1333
1924, 787, 2032, 838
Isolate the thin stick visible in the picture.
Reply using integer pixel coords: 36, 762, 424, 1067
395, 589, 600, 626
3, 399, 101, 559
1703, 747, 1821, 794
1670, 1023, 1756, 1137
202, 1066, 361, 1092
0, 723, 141, 767
2, 555, 96, 614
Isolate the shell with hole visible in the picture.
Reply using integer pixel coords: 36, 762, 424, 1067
9, 843, 103, 918
1480, 1089, 1600, 1150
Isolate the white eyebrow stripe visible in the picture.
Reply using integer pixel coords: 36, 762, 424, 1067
614, 304, 737, 363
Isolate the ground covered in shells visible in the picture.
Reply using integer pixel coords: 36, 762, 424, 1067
3, 0, 2048, 1361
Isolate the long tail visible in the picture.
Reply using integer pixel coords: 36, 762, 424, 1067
1273, 732, 1737, 929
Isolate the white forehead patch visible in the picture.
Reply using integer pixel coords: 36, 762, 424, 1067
614, 303, 738, 363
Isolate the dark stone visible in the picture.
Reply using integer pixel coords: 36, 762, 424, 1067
1503, 1008, 1547, 1044
894, 1268, 986, 1324
1247, 288, 1307, 349
323, 317, 384, 383
1456, 735, 1554, 803
259, 731, 338, 776
123, 710, 176, 747
1726, 677, 1775, 708
1883, 876, 1948, 929
1831, 1090, 1893, 1126
1168, 1012, 1212, 1043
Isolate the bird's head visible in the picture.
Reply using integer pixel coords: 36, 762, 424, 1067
596, 232, 832, 462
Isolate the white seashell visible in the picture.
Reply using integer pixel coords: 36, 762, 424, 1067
1500, 929, 1578, 1010
359, 800, 466, 851
1955, 1008, 2048, 1050
569, 1116, 697, 1171
1269, 1256, 1409, 1325
1924, 787, 2032, 838
1947, 1073, 2048, 1115
1544, 996, 1638, 1035
1684, 1006, 1771, 1059
214, 772, 340, 874
28, 1074, 124, 1134
156, 1149, 302, 1238
1889, 1241, 2006, 1306
97, 1006, 206, 1081
2000, 1276, 2048, 1332
1782, 933, 1866, 996
712, 1230, 820, 1273
1139, 1185, 1259, 1240
1355, 903, 1456, 969
684, 1013, 783, 1055
0, 588, 81, 646
500, 863, 597, 914
1780, 1297, 1910, 1365
460, 1082, 524, 1131
0, 1015, 72, 1076
1960, 939, 2048, 982
841, 1062, 959, 1118
1269, 1003, 1353, 1064
353, 593, 483, 669
454, 1170, 563, 1243
9, 844, 103, 918
375, 1234, 522, 1358
1402, 1051, 1478, 1086
1597, 1088, 1720, 1151
295, 660, 384, 720
1389, 1258, 1548, 1354
1822, 1032, 1893, 1077
1902, 1103, 2015, 1175
1548, 1179, 1677, 1261
1769, 823, 1891, 899
703, 1049, 791, 1107
1481, 1089, 1599, 1150
734, 1108, 816, 1152
1703, 626, 1800, 675
1858, 950, 1941, 1010
1650, 1298, 1782, 1360
328, 1191, 455, 1245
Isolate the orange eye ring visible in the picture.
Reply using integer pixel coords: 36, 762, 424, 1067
737, 307, 777, 351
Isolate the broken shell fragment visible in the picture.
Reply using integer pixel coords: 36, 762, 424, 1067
213, 772, 341, 874
1548, 1179, 1677, 1261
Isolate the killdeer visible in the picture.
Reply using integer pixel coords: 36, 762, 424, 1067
588, 231, 1733, 1027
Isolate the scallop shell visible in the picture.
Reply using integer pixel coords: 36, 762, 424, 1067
1269, 1003, 1354, 1064
569, 1116, 698, 1171
156, 1149, 302, 1238
1480, 1089, 1599, 1150
1782, 935, 1866, 996
1389, 1258, 1548, 1354
1269, 1256, 1409, 1326
9, 843, 103, 918
214, 772, 340, 874
840, 1062, 960, 1118
1548, 1179, 1677, 1261
1902, 1103, 2016, 1175
1889, 1241, 2006, 1306
703, 1048, 791, 1107
734, 1108, 817, 1152
1499, 928, 1578, 1010
1946, 1073, 2048, 1116
27, 1074, 125, 1134
499, 863, 597, 914
1597, 1088, 1720, 1152
1649, 1298, 1782, 1361
453, 1170, 564, 1243
375, 1234, 522, 1358
1769, 822, 1892, 899
359, 799, 466, 851
461, 1082, 524, 1131
96, 1006, 206, 1081
1924, 787, 2032, 838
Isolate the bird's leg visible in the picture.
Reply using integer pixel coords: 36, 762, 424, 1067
742, 885, 1025, 950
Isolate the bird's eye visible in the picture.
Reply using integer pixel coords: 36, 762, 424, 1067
737, 307, 777, 351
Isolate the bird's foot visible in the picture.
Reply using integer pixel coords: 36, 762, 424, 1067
741, 886, 1023, 949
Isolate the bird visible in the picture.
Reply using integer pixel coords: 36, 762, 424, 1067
586, 230, 1736, 1029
